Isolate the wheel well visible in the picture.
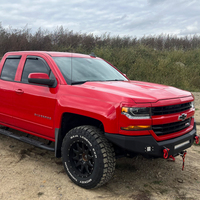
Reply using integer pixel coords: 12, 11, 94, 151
55, 113, 104, 158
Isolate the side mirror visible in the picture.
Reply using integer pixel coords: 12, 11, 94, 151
28, 73, 55, 87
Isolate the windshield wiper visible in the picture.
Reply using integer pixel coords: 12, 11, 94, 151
71, 79, 126, 85
71, 80, 100, 85
71, 81, 86, 85
105, 79, 126, 81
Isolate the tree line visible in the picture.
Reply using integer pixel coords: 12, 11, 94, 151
0, 24, 200, 91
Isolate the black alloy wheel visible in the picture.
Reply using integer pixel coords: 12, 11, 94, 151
69, 141, 94, 178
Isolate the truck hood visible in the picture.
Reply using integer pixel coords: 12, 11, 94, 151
78, 80, 192, 103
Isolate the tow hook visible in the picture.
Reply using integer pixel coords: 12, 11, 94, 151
179, 151, 187, 171
195, 135, 199, 144
163, 147, 170, 159
169, 155, 175, 161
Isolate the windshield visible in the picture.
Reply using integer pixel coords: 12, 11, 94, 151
53, 57, 128, 84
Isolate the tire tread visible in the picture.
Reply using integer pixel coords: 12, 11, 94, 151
61, 125, 116, 188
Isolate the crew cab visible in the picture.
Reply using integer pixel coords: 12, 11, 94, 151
0, 51, 198, 189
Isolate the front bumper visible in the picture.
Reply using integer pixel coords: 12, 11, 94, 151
105, 122, 197, 158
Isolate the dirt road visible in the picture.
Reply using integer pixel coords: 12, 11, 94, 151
0, 93, 200, 200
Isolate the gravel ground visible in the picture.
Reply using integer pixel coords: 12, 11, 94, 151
0, 93, 200, 200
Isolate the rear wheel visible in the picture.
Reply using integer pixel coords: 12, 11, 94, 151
61, 125, 116, 189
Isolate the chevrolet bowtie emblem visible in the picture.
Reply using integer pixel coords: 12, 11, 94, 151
178, 113, 187, 121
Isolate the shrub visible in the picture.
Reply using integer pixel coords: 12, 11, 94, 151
0, 24, 200, 91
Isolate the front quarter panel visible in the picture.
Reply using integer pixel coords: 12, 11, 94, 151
55, 94, 120, 134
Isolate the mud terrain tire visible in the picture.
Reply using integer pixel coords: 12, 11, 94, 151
61, 125, 116, 189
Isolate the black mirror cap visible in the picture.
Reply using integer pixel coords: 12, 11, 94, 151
28, 78, 55, 87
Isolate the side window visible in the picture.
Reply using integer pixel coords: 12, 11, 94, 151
1, 56, 21, 81
21, 57, 51, 83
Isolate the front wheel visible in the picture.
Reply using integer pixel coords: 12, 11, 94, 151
61, 126, 116, 189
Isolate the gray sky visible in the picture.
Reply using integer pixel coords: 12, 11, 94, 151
0, 0, 200, 37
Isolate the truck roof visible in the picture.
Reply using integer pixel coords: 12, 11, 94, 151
5, 51, 98, 58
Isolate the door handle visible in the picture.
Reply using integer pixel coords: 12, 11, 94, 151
15, 89, 24, 94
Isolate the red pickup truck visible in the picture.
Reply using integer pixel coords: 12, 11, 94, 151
0, 51, 198, 189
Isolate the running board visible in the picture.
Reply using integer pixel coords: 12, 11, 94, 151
0, 128, 55, 151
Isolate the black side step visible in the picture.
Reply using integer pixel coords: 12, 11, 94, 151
0, 128, 55, 151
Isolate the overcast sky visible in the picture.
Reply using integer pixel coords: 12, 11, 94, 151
0, 0, 200, 37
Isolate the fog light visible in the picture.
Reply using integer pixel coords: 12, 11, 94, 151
145, 146, 154, 152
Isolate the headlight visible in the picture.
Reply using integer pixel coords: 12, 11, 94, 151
190, 101, 195, 109
122, 107, 151, 119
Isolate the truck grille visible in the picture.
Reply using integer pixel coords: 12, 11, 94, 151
151, 102, 191, 116
152, 118, 191, 136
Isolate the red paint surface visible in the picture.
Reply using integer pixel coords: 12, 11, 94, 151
0, 51, 195, 141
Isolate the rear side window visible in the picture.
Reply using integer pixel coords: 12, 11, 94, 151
1, 57, 21, 81
21, 57, 50, 83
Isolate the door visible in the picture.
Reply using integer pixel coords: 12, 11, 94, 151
13, 56, 58, 139
0, 56, 21, 125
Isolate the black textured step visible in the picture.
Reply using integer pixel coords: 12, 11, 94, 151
0, 128, 55, 151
